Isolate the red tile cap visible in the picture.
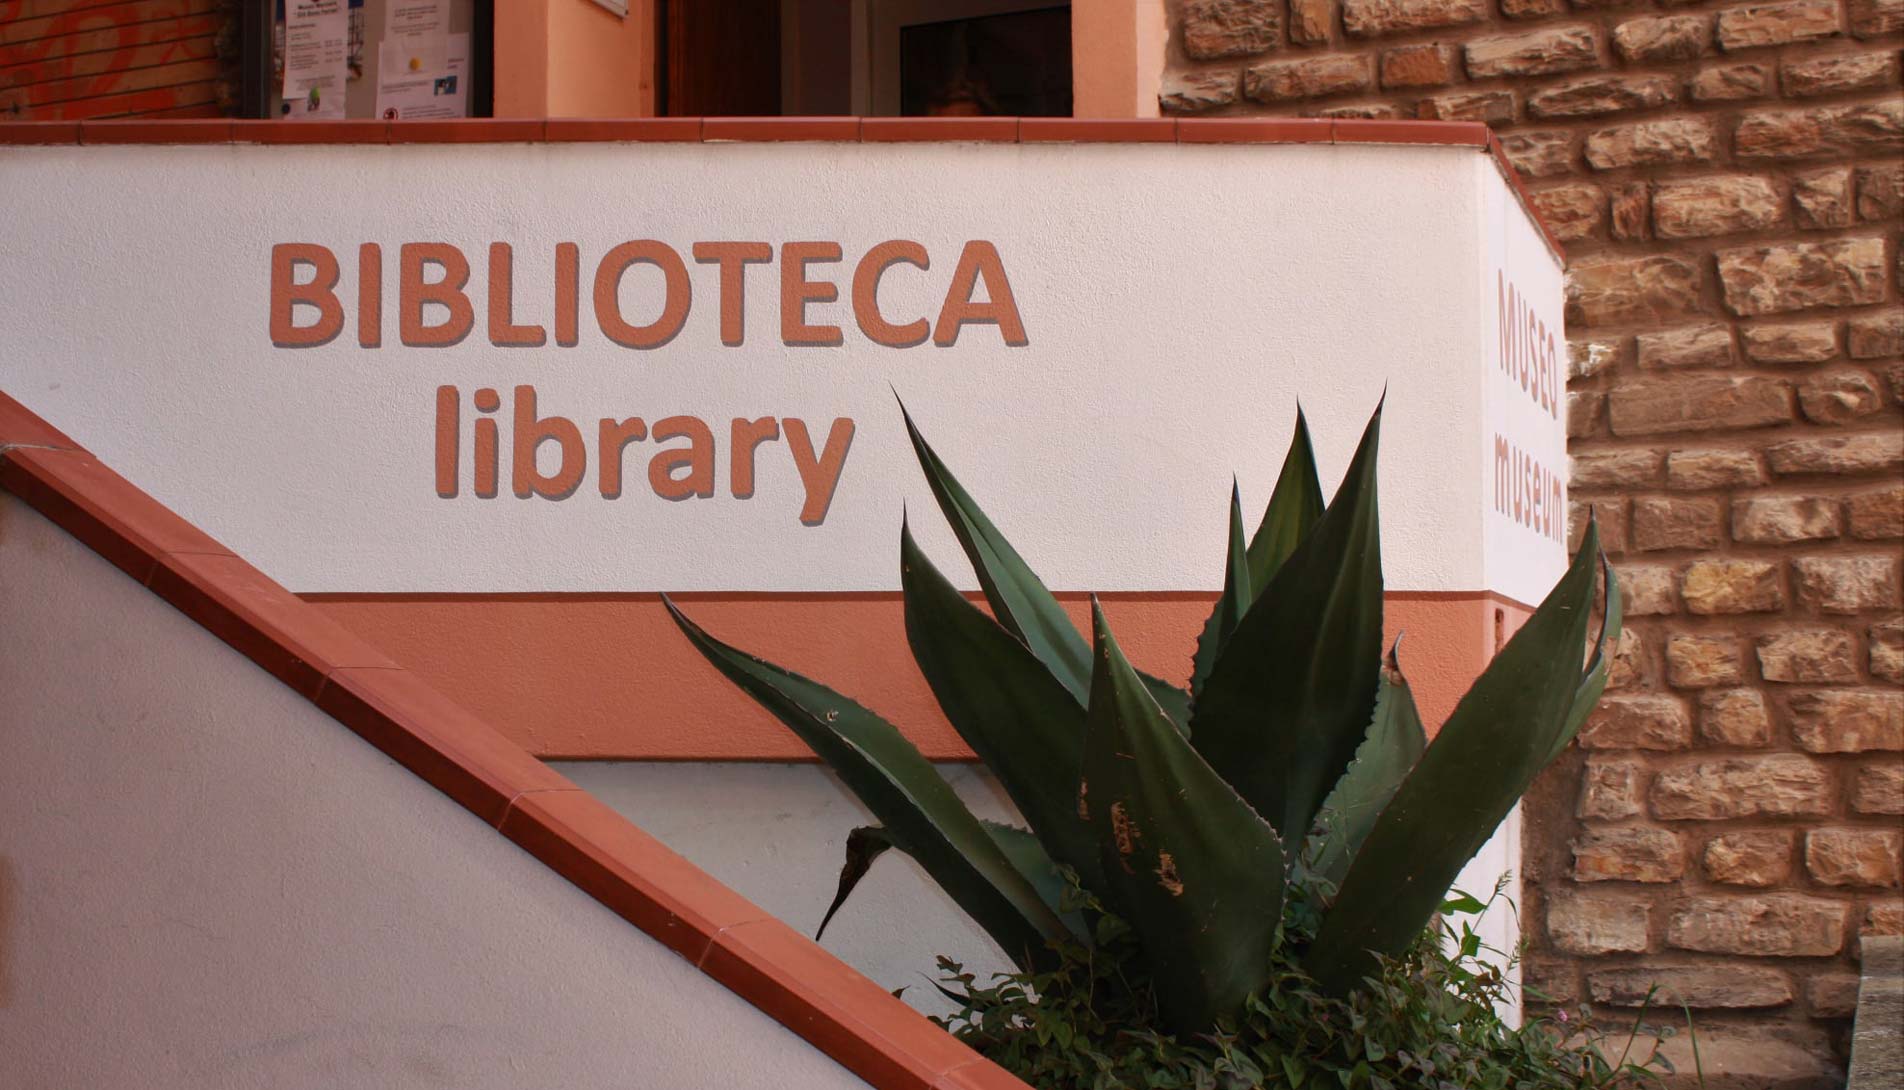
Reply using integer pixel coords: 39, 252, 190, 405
0, 446, 231, 582
389, 118, 547, 143
1019, 118, 1177, 143
319, 666, 573, 826
239, 120, 391, 145
500, 789, 769, 959
1177, 118, 1331, 144
148, 552, 402, 698
705, 917, 988, 1088
79, 119, 236, 144
544, 118, 705, 142
860, 117, 1020, 142
0, 121, 79, 145
0, 390, 81, 449
1331, 119, 1488, 147
702, 117, 862, 142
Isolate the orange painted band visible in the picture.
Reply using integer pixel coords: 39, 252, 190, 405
0, 117, 1564, 261
307, 590, 1532, 762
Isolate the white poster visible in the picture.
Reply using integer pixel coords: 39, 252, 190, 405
375, 32, 467, 120
383, 0, 450, 74
282, 0, 348, 120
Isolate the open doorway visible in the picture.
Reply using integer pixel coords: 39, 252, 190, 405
658, 0, 1071, 117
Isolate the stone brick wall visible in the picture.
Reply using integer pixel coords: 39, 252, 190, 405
1162, 0, 1902, 1074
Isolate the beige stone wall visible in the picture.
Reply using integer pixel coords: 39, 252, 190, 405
1161, 0, 1902, 1069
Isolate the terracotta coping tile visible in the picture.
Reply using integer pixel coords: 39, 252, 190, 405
1176, 118, 1331, 144
148, 552, 401, 698
0, 387, 1031, 1089
319, 666, 574, 826
0, 390, 82, 449
703, 116, 863, 142
860, 117, 1020, 142
705, 917, 983, 1088
0, 446, 232, 583
499, 789, 771, 960
1019, 117, 1177, 142
544, 117, 705, 142
1331, 119, 1488, 147
241, 120, 392, 145
389, 118, 547, 144
79, 119, 236, 144
0, 121, 80, 145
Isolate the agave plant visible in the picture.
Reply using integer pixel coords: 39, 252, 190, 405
664, 401, 1619, 1034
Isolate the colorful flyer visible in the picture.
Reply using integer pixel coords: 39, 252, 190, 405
282, 0, 348, 120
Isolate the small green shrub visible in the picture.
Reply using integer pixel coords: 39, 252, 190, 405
932, 875, 1680, 1090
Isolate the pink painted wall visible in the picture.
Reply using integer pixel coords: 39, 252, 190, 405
496, 0, 656, 119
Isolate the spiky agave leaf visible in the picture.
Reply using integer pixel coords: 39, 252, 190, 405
899, 400, 1191, 727
817, 825, 895, 941
1244, 406, 1325, 599
1191, 400, 1386, 861
1550, 547, 1624, 766
899, 518, 1104, 894
663, 597, 1075, 969
1303, 519, 1607, 995
1307, 637, 1428, 889
1082, 599, 1286, 1033
1187, 482, 1253, 707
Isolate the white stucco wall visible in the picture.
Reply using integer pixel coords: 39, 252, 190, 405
0, 140, 1561, 601
0, 492, 866, 1090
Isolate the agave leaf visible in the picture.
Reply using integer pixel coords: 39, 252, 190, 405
1548, 548, 1623, 766
900, 401, 1094, 703
1188, 482, 1254, 703
1303, 521, 1602, 996
981, 821, 1089, 940
900, 401, 1191, 728
1244, 407, 1325, 597
1308, 638, 1427, 888
816, 825, 895, 941
1082, 599, 1285, 1033
900, 519, 1103, 894
663, 597, 1072, 969
1191, 401, 1386, 858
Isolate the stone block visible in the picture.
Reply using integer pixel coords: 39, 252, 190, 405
1783, 50, 1901, 98
1716, 238, 1887, 316
1342, 0, 1488, 37
1182, 0, 1281, 59
1682, 558, 1784, 614
1580, 693, 1694, 750
1290, 0, 1333, 44
1579, 757, 1646, 819
1846, 311, 1903, 358
1379, 43, 1455, 87
1245, 55, 1374, 100
1653, 175, 1783, 239
1585, 118, 1717, 170
1872, 618, 1904, 683
1500, 130, 1575, 177
1652, 755, 1832, 819
1705, 830, 1795, 886
1734, 101, 1904, 160
1798, 369, 1884, 425
1852, 761, 1904, 815
1466, 25, 1600, 78
1794, 555, 1902, 613
1742, 321, 1839, 364
1767, 432, 1904, 477
1757, 628, 1859, 683
1699, 688, 1772, 746
1633, 497, 1723, 552
1415, 89, 1515, 124
1588, 965, 1793, 1008
1715, 0, 1842, 50
1791, 168, 1854, 230
1788, 688, 1904, 752
1160, 70, 1241, 113
1856, 162, 1903, 221
1620, 564, 1681, 616
1668, 448, 1764, 489
1690, 63, 1771, 102
1805, 827, 1903, 887
1666, 894, 1846, 956
1610, 375, 1795, 436
1548, 892, 1651, 954
1612, 14, 1712, 63
1529, 75, 1675, 120
1573, 824, 1685, 882
1532, 184, 1605, 241
1733, 495, 1841, 545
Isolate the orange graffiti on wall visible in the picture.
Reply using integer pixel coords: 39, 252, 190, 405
1, 1, 229, 120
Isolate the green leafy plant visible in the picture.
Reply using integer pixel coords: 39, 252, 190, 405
665, 400, 1620, 1036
